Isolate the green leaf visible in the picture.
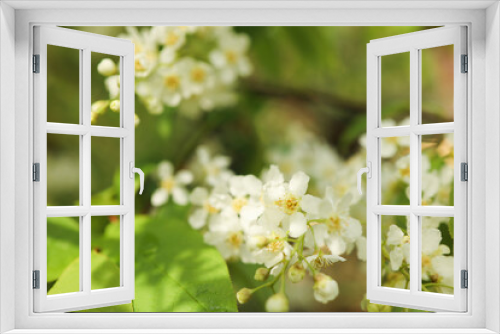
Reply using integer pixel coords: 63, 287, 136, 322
131, 205, 238, 312
47, 217, 80, 282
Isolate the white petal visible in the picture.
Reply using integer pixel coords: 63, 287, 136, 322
402, 243, 411, 263
243, 175, 262, 197
240, 203, 264, 223
262, 207, 285, 226
343, 218, 363, 243
390, 247, 404, 271
157, 161, 174, 179
328, 235, 346, 256
381, 142, 397, 158
265, 184, 286, 202
431, 255, 454, 280
356, 237, 367, 261
188, 209, 208, 229
386, 225, 404, 246
189, 187, 208, 205
263, 165, 284, 184
175, 170, 193, 185
270, 263, 284, 277
172, 187, 189, 205
229, 176, 246, 197
301, 194, 322, 215
288, 212, 307, 238
151, 188, 169, 207
422, 228, 442, 254
289, 171, 309, 197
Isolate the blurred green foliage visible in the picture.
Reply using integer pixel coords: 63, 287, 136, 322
46, 26, 454, 312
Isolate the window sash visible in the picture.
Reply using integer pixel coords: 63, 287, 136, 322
32, 25, 136, 313
366, 26, 468, 312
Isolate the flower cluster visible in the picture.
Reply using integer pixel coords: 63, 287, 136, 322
150, 144, 366, 310
93, 26, 252, 123
380, 217, 454, 294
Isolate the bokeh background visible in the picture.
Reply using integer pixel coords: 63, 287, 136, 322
45, 26, 454, 312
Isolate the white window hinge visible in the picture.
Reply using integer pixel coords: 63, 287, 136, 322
461, 54, 468, 73
33, 54, 40, 73
461, 162, 468, 182
33, 163, 40, 182
33, 270, 40, 289
461, 270, 468, 289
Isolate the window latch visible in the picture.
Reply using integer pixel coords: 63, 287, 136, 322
129, 162, 144, 195
357, 162, 372, 195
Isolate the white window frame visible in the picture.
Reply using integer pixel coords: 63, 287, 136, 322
1, 1, 499, 333
366, 26, 468, 312
33, 26, 136, 313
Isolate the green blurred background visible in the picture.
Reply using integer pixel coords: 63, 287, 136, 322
45, 26, 454, 312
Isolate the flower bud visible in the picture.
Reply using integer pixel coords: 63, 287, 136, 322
91, 100, 109, 115
236, 288, 252, 304
254, 268, 270, 281
110, 100, 120, 113
265, 293, 289, 312
97, 58, 117, 76
288, 262, 306, 283
367, 303, 379, 312
313, 273, 339, 304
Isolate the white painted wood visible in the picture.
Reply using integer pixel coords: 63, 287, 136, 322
33, 26, 135, 313
7, 5, 489, 333
485, 3, 500, 333
0, 2, 17, 333
46, 123, 129, 138
366, 26, 467, 312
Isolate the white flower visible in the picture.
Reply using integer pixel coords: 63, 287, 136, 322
97, 58, 117, 76
120, 27, 158, 78
262, 168, 311, 238
313, 273, 339, 304
177, 58, 215, 99
152, 26, 187, 51
210, 30, 252, 84
386, 225, 410, 271
188, 187, 227, 230
195, 147, 233, 186
138, 64, 184, 109
421, 227, 453, 287
226, 175, 264, 222
204, 212, 247, 261
304, 187, 362, 257
151, 161, 193, 207
305, 254, 345, 270
248, 217, 292, 268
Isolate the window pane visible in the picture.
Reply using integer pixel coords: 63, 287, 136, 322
421, 45, 454, 124
381, 136, 410, 205
381, 215, 410, 290
47, 216, 80, 295
91, 215, 121, 290
421, 217, 454, 295
91, 52, 121, 127
91, 137, 121, 205
47, 134, 80, 206
421, 133, 454, 206
47, 45, 80, 124
381, 52, 410, 126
